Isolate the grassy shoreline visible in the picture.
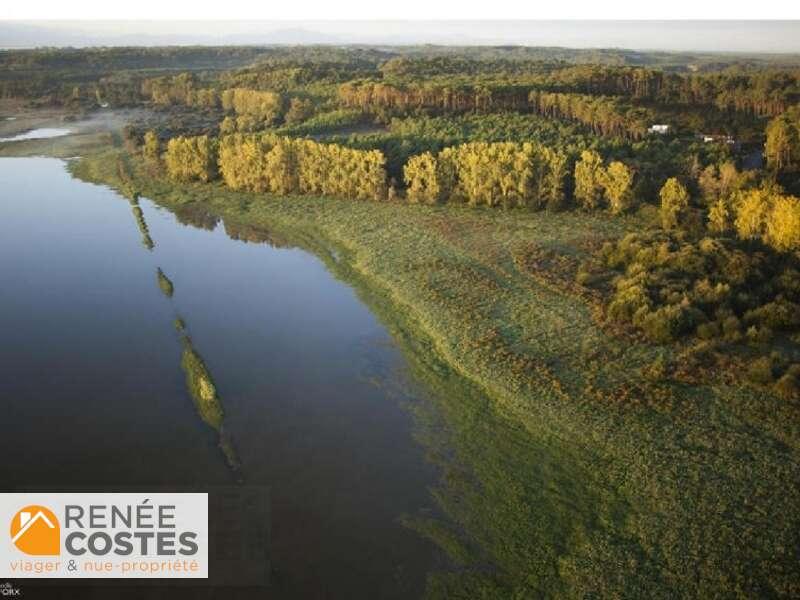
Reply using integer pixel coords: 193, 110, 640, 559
60, 144, 800, 596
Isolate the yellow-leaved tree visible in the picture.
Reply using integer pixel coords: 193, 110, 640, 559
404, 152, 442, 204
603, 161, 635, 214
707, 198, 730, 234
659, 177, 690, 230
164, 135, 218, 183
765, 112, 800, 172
733, 188, 772, 240
574, 150, 606, 210
765, 195, 800, 252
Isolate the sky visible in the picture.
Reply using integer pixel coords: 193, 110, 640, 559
1, 20, 799, 53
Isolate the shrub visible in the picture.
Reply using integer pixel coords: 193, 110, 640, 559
640, 303, 703, 343
720, 249, 754, 286
746, 356, 775, 385
696, 321, 721, 340
778, 268, 800, 294
607, 277, 651, 323
746, 325, 774, 344
774, 373, 800, 399
642, 355, 669, 381
744, 299, 800, 330
693, 278, 730, 306
721, 315, 742, 341
583, 228, 800, 386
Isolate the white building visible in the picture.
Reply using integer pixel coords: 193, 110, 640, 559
648, 124, 671, 134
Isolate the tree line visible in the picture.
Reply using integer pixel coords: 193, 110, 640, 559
573, 150, 636, 213
652, 167, 800, 253
162, 133, 387, 201
338, 80, 533, 114
719, 187, 800, 252
528, 91, 654, 140
337, 66, 800, 120
403, 142, 569, 209
219, 134, 387, 200
537, 65, 800, 117
154, 130, 799, 253
337, 81, 723, 142
164, 135, 218, 183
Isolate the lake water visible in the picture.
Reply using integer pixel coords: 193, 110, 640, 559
0, 157, 441, 598
0, 127, 71, 142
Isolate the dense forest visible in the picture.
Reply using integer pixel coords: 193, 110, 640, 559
5, 44, 800, 394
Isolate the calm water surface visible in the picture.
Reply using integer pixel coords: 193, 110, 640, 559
0, 157, 441, 598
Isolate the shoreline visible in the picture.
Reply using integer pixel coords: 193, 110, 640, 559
2, 112, 797, 594
63, 140, 800, 596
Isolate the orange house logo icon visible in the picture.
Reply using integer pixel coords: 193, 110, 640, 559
9, 505, 60, 555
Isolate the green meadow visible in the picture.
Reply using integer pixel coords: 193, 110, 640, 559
68, 146, 800, 598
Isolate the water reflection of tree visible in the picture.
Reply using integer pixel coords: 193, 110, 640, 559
123, 193, 241, 477
174, 317, 241, 475
223, 219, 291, 248
158, 275, 242, 479
173, 202, 220, 231
126, 194, 155, 251
156, 268, 174, 298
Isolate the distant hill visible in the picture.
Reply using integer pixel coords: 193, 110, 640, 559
1, 20, 800, 54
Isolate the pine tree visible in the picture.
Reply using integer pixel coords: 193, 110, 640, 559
765, 114, 799, 172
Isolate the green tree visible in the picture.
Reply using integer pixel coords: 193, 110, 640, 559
285, 97, 314, 124
765, 114, 799, 172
